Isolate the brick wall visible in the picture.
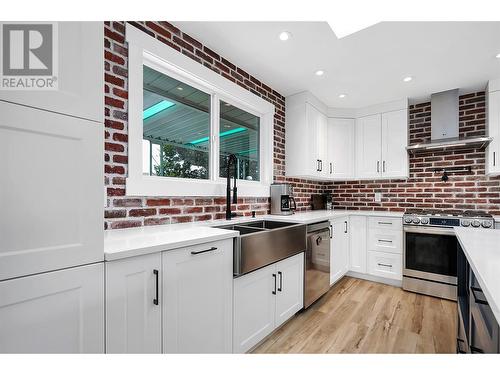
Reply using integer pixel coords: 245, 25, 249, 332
330, 91, 500, 215
104, 21, 328, 229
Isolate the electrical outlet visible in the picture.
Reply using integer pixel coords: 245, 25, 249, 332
374, 192, 382, 202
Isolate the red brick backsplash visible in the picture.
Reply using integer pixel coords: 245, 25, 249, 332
104, 21, 328, 229
330, 91, 500, 214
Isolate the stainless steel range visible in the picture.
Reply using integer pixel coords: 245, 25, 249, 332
402, 209, 494, 301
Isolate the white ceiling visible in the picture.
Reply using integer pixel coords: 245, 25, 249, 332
174, 21, 500, 108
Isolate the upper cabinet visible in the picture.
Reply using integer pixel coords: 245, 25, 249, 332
286, 92, 329, 179
327, 118, 355, 180
0, 22, 103, 123
486, 80, 500, 175
285, 91, 408, 181
355, 109, 408, 180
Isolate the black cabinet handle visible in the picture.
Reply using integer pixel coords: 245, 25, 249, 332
272, 273, 277, 295
153, 269, 159, 306
319, 160, 323, 171
470, 286, 489, 305
191, 246, 217, 255
278, 271, 283, 292
377, 263, 393, 268
377, 161, 380, 173
378, 221, 392, 225
383, 160, 386, 173
470, 345, 484, 354
344, 221, 348, 233
330, 162, 333, 174
494, 151, 496, 167
378, 239, 393, 243
316, 160, 320, 172
329, 224, 333, 238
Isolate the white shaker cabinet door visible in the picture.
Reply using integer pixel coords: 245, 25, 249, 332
330, 218, 349, 285
0, 101, 103, 281
349, 216, 367, 273
381, 109, 409, 178
0, 22, 103, 122
233, 264, 276, 354
327, 118, 355, 179
0, 263, 104, 353
162, 240, 233, 353
106, 253, 162, 353
355, 114, 382, 179
275, 253, 304, 327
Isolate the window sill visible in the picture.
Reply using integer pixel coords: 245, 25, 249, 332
126, 176, 271, 197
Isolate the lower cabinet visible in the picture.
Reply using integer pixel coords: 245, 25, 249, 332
233, 253, 304, 353
330, 218, 349, 285
162, 240, 233, 353
349, 216, 367, 273
0, 263, 104, 353
106, 253, 162, 353
367, 251, 402, 280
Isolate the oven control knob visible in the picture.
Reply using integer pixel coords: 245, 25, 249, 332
404, 217, 413, 224
482, 220, 492, 228
420, 217, 429, 225
461, 219, 471, 227
412, 217, 421, 224
471, 220, 481, 228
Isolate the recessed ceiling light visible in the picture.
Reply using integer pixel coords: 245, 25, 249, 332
338, 94, 347, 98
403, 76, 413, 82
176, 86, 183, 91
496, 53, 500, 59
279, 31, 292, 41
315, 70, 325, 76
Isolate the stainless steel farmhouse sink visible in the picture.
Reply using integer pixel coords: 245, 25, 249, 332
215, 220, 307, 276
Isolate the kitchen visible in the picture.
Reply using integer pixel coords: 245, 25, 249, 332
1, 7, 500, 371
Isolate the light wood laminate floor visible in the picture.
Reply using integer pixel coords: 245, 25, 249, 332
252, 276, 457, 354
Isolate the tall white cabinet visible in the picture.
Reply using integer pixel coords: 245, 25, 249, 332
0, 263, 104, 353
330, 218, 350, 285
0, 22, 104, 353
487, 80, 500, 175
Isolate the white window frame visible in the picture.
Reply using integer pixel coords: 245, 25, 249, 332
126, 24, 274, 197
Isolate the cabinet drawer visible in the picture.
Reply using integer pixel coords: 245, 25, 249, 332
367, 228, 402, 254
367, 251, 402, 280
368, 216, 402, 231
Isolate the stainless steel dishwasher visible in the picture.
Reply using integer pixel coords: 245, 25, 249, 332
304, 221, 331, 308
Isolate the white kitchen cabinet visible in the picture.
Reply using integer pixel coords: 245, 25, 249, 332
0, 22, 103, 123
275, 253, 305, 326
381, 109, 409, 178
0, 101, 103, 281
233, 253, 304, 353
486, 89, 500, 175
355, 110, 408, 180
0, 263, 104, 353
367, 228, 403, 254
355, 114, 383, 178
367, 251, 402, 281
330, 218, 350, 285
106, 253, 162, 353
163, 239, 233, 353
349, 216, 367, 273
327, 118, 355, 179
233, 264, 276, 354
285, 92, 329, 179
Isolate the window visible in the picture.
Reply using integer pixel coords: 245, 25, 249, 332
219, 100, 260, 181
142, 65, 210, 180
125, 24, 274, 197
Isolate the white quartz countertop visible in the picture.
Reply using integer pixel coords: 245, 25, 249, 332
455, 227, 500, 324
104, 209, 403, 260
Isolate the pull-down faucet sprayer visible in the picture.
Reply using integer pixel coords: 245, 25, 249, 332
226, 154, 238, 220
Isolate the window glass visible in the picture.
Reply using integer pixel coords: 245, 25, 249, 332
219, 100, 260, 181
142, 65, 210, 179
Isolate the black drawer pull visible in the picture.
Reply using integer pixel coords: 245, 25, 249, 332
471, 286, 489, 305
191, 246, 217, 255
378, 221, 392, 225
378, 239, 393, 243
272, 273, 277, 295
377, 263, 393, 268
153, 269, 159, 306
278, 271, 283, 292
470, 345, 484, 354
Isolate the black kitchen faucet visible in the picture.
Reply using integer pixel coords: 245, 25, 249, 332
226, 154, 238, 220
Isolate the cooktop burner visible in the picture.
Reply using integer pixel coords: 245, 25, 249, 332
403, 209, 494, 228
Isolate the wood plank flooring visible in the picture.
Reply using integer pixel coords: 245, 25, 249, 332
252, 276, 457, 354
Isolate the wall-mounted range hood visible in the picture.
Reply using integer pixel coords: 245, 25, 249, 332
406, 88, 492, 154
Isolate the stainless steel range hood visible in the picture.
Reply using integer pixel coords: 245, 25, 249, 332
406, 89, 492, 154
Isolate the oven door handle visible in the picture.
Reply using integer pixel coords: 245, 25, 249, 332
403, 226, 456, 236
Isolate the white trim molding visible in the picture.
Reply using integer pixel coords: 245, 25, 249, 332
125, 24, 275, 197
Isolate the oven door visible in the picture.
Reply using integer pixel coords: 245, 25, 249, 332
403, 226, 458, 284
